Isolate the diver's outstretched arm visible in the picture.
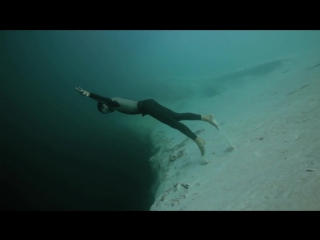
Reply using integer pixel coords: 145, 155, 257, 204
75, 87, 90, 97
75, 87, 118, 109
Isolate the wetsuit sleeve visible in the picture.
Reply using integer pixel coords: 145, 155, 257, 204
89, 93, 120, 109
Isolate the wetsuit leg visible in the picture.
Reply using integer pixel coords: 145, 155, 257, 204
143, 100, 201, 140
173, 113, 201, 121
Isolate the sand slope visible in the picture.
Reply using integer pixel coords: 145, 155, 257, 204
148, 49, 320, 210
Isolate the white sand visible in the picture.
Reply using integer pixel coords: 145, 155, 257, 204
148, 48, 320, 210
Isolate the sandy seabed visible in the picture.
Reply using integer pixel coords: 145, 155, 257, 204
148, 49, 320, 211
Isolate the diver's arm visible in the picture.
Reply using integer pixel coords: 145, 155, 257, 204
75, 87, 119, 107
89, 93, 115, 105
75, 87, 90, 97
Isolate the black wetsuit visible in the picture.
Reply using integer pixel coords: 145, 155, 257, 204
89, 93, 201, 140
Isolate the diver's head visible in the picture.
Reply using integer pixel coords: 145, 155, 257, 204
97, 102, 112, 114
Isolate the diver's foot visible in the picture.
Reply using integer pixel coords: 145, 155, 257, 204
194, 137, 205, 156
205, 114, 219, 130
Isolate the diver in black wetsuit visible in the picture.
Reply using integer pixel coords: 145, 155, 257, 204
75, 87, 219, 156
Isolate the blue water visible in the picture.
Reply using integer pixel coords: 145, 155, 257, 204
1, 30, 319, 210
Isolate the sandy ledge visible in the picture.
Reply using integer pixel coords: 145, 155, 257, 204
148, 49, 320, 210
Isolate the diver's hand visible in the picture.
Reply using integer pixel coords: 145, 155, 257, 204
75, 87, 90, 97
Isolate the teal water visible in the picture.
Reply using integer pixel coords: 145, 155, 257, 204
1, 30, 319, 210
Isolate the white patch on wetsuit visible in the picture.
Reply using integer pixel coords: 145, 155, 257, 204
111, 97, 139, 114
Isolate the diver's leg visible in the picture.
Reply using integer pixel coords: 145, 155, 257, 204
144, 100, 206, 156
168, 120, 206, 156
173, 112, 219, 131
194, 136, 205, 156
201, 114, 219, 130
